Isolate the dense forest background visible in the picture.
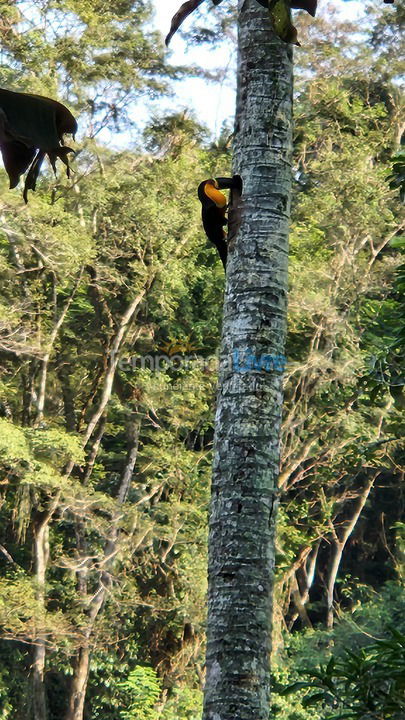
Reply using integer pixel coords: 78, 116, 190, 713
0, 0, 403, 718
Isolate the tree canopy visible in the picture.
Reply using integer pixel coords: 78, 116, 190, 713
0, 1, 403, 719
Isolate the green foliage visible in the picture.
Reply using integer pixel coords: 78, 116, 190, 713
161, 686, 203, 720
272, 674, 323, 720
272, 583, 405, 720
118, 666, 161, 720
0, 570, 71, 643
0, 418, 31, 463
387, 150, 405, 202
25, 427, 84, 466
0, 1, 403, 718
0, 665, 13, 719
280, 629, 405, 720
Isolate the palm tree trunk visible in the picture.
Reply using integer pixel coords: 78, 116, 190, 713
203, 1, 293, 718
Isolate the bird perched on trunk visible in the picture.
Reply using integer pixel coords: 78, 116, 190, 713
0, 88, 77, 202
198, 175, 242, 270
255, 0, 316, 45
166, 0, 394, 48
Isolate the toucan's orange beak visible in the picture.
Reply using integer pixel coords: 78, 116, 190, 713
204, 181, 227, 208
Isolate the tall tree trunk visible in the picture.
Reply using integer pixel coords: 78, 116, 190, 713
30, 492, 62, 720
32, 522, 50, 720
203, 2, 293, 719
65, 640, 93, 720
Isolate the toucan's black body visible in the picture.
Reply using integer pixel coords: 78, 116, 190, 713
255, 0, 317, 14
198, 183, 228, 268
198, 175, 242, 270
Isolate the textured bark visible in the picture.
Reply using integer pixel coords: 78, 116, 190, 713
203, 2, 293, 719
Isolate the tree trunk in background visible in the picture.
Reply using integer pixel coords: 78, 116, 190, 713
65, 642, 92, 720
32, 523, 50, 720
326, 477, 375, 629
203, 1, 293, 718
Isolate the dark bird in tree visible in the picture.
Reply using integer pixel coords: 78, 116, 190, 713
198, 175, 242, 270
255, 0, 317, 15
166, 0, 394, 46
256, 0, 318, 45
165, 0, 310, 46
0, 88, 77, 202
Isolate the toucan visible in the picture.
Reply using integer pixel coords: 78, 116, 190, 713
166, 0, 394, 48
197, 175, 242, 270
0, 88, 77, 202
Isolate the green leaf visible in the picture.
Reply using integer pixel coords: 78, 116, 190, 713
302, 691, 330, 708
389, 235, 405, 248
279, 681, 313, 695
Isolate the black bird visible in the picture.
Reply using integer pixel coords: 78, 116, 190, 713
197, 175, 242, 270
0, 88, 77, 202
